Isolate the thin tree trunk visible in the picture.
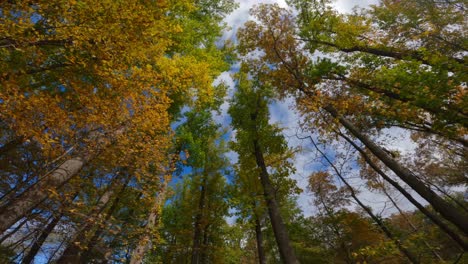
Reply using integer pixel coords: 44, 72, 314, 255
347, 180, 419, 264
248, 99, 299, 264
22, 213, 62, 264
191, 175, 207, 264
48, 238, 66, 263
324, 105, 468, 236
254, 210, 266, 264
427, 182, 468, 214
0, 157, 85, 233
253, 138, 299, 264
336, 131, 468, 250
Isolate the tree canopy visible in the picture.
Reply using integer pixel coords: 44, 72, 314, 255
0, 0, 466, 263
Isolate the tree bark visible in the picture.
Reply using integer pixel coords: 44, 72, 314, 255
22, 214, 62, 264
253, 139, 299, 264
200, 223, 210, 264
324, 105, 468, 236
191, 175, 207, 264
254, 211, 266, 264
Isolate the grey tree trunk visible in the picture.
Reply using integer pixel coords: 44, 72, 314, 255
254, 211, 266, 264
253, 139, 299, 264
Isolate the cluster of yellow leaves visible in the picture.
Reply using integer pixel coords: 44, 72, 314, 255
0, 0, 225, 175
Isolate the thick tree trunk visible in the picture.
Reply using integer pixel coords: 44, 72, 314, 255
22, 214, 62, 264
254, 211, 266, 264
191, 175, 207, 264
324, 105, 468, 236
337, 131, 468, 250
253, 139, 299, 264
0, 157, 85, 233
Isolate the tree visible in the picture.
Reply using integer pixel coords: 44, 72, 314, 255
0, 0, 235, 261
237, 2, 468, 241
229, 66, 300, 264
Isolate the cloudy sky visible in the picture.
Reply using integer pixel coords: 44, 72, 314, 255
213, 0, 426, 219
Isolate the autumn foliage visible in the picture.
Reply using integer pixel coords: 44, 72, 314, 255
0, 0, 466, 263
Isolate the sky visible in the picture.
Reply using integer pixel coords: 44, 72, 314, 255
213, 0, 427, 220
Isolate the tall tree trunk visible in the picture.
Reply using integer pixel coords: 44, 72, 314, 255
253, 138, 299, 264
0, 157, 85, 233
191, 175, 207, 264
323, 105, 468, 236
22, 213, 62, 264
200, 223, 210, 264
336, 131, 468, 250
310, 137, 419, 264
254, 210, 266, 264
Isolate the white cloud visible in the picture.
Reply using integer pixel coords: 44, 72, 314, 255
333, 0, 380, 13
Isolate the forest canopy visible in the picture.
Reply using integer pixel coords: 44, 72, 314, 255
0, 0, 466, 263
